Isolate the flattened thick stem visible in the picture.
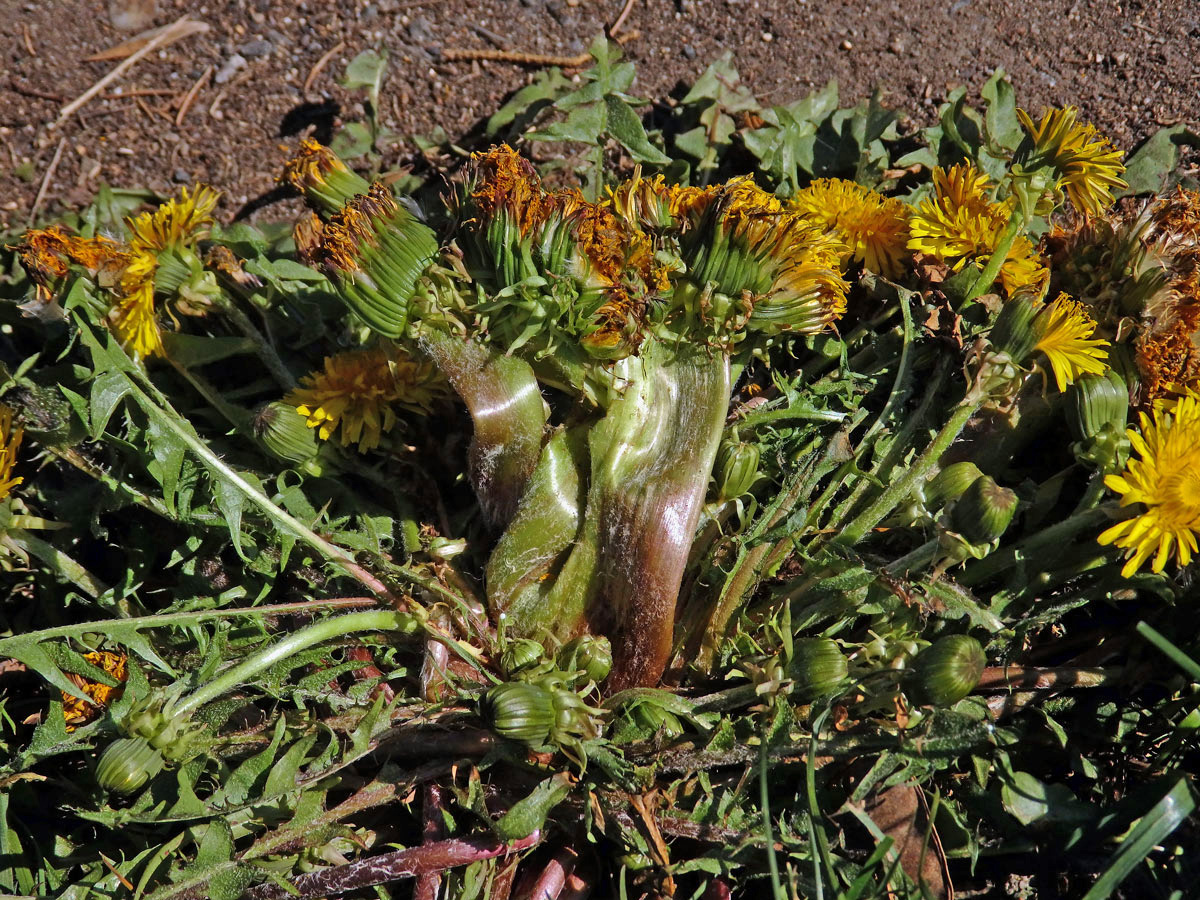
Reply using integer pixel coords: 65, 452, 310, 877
420, 330, 547, 529
593, 348, 732, 690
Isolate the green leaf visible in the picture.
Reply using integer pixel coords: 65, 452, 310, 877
980, 68, 1023, 150
1082, 778, 1195, 900
212, 469, 261, 561
88, 371, 129, 439
1118, 124, 1200, 197
194, 818, 234, 870
341, 49, 388, 109
486, 68, 574, 136
330, 120, 375, 160
604, 95, 671, 165
532, 102, 608, 145
680, 54, 758, 112
1001, 771, 1092, 826
262, 733, 318, 798
146, 416, 187, 516
3, 639, 92, 701
220, 717, 289, 806
494, 772, 572, 841
158, 334, 258, 368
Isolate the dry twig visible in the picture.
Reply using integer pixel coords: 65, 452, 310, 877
175, 65, 212, 126
29, 137, 66, 225
57, 15, 200, 125
304, 41, 346, 94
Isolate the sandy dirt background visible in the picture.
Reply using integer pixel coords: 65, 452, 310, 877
1, 0, 1197, 230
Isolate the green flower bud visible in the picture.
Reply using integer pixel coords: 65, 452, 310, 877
280, 138, 372, 214
989, 294, 1039, 363
788, 638, 849, 701
480, 682, 556, 746
314, 183, 440, 339
96, 737, 165, 795
500, 639, 546, 678
714, 439, 761, 502
252, 401, 322, 469
556, 635, 613, 686
1067, 370, 1128, 443
907, 635, 986, 707
1067, 370, 1131, 471
922, 461, 985, 511
950, 476, 1019, 544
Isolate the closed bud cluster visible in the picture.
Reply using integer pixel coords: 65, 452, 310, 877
280, 138, 372, 213
312, 183, 440, 338
1067, 370, 1131, 472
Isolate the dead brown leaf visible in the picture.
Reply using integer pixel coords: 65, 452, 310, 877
863, 784, 949, 899
85, 19, 210, 62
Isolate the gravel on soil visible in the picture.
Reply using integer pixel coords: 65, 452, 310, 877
1, 0, 1197, 230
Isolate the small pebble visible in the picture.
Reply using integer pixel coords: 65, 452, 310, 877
840, 39, 853, 50
682, 43, 696, 60
216, 53, 247, 84
761, 32, 773, 42
239, 40, 274, 60
172, 168, 190, 183
408, 15, 436, 43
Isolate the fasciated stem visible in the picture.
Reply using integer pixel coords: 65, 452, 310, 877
420, 329, 547, 529
590, 344, 733, 690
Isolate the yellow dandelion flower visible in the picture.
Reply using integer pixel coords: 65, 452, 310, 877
107, 253, 164, 359
0, 406, 24, 502
908, 164, 1048, 295
1017, 107, 1127, 217
1032, 293, 1110, 391
1098, 392, 1200, 576
126, 185, 219, 253
62, 650, 127, 731
791, 178, 911, 278
286, 347, 444, 452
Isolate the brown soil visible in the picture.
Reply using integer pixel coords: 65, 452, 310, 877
1, 0, 1197, 231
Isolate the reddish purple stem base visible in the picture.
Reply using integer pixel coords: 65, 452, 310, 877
245, 831, 541, 900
